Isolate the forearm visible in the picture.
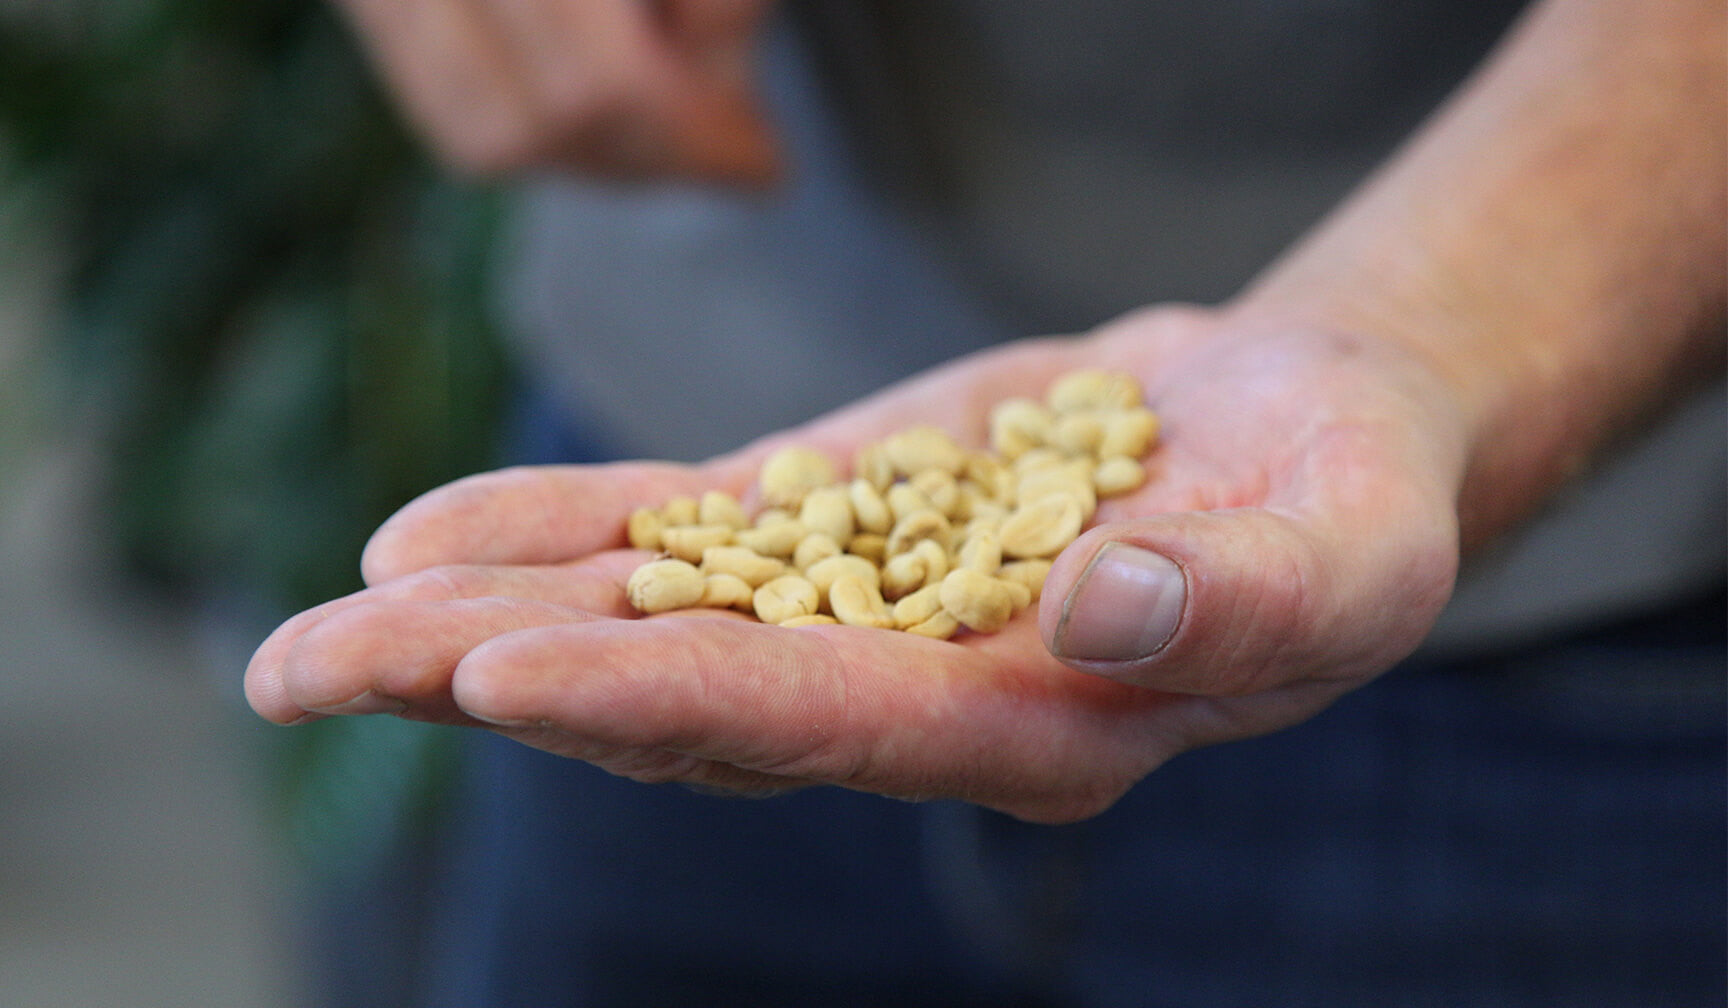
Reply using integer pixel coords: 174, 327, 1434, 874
1235, 0, 1725, 550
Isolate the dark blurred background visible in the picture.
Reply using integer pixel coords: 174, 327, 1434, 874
0, 2, 506, 1000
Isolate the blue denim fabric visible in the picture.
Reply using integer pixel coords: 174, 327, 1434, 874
405, 604, 1722, 1008
389, 395, 1727, 1008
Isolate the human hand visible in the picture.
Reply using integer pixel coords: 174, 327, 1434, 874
334, 0, 779, 183
246, 306, 1469, 823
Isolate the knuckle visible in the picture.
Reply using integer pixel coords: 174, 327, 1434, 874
387, 564, 492, 602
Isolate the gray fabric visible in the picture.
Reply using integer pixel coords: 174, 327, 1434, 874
1426, 383, 1726, 654
789, 0, 1532, 329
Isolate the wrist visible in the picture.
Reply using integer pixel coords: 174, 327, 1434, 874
1224, 0, 1726, 550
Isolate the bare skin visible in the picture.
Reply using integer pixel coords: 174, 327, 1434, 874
249, 0, 1724, 823
333, 0, 779, 181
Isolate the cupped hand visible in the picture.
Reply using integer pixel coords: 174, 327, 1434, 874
336, 0, 779, 183
245, 306, 1470, 823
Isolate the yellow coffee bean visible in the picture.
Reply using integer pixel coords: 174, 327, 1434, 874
882, 425, 967, 477
965, 452, 1016, 506
953, 482, 1002, 523
999, 578, 1033, 613
828, 573, 895, 629
624, 369, 1159, 634
698, 490, 748, 530
798, 485, 856, 545
962, 510, 1006, 543
904, 610, 960, 640
891, 583, 944, 629
938, 568, 1015, 634
1049, 411, 1106, 456
1098, 407, 1159, 459
734, 519, 805, 558
660, 523, 735, 564
1016, 462, 1097, 523
626, 558, 707, 614
999, 493, 1083, 559
699, 573, 756, 611
626, 507, 664, 551
1093, 454, 1148, 496
700, 546, 786, 587
848, 532, 888, 564
661, 495, 700, 526
852, 442, 895, 490
881, 550, 930, 601
848, 478, 894, 535
804, 554, 881, 606
753, 574, 820, 624
1009, 446, 1068, 477
957, 529, 1002, 575
886, 508, 952, 557
886, 482, 936, 522
998, 559, 1053, 601
910, 468, 962, 518
793, 532, 843, 571
759, 446, 836, 509
911, 538, 951, 587
1047, 369, 1143, 412
989, 397, 1053, 459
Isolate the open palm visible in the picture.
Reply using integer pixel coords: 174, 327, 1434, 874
247, 305, 1468, 823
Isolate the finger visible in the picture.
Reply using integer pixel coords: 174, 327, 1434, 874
482, 0, 778, 182
261, 595, 616, 725
644, 0, 780, 182
246, 553, 645, 722
486, 0, 634, 102
1039, 323, 1467, 697
360, 462, 742, 583
360, 338, 1107, 584
449, 617, 1186, 823
335, 0, 539, 173
1040, 498, 1457, 698
485, 0, 674, 172
255, 611, 714, 730
653, 0, 775, 68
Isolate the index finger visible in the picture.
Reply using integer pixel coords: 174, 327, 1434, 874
362, 460, 744, 583
335, 0, 535, 172
359, 337, 1109, 584
451, 613, 1181, 822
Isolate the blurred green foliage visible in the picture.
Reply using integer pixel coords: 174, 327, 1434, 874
0, 0, 507, 880
0, 0, 507, 609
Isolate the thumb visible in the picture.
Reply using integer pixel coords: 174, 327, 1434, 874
1040, 510, 1453, 697
652, 0, 781, 185
657, 0, 775, 78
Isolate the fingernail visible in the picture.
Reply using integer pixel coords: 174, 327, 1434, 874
1052, 543, 1185, 664
318, 690, 407, 716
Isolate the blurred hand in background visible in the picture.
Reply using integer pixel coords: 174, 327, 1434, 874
335, 0, 781, 183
